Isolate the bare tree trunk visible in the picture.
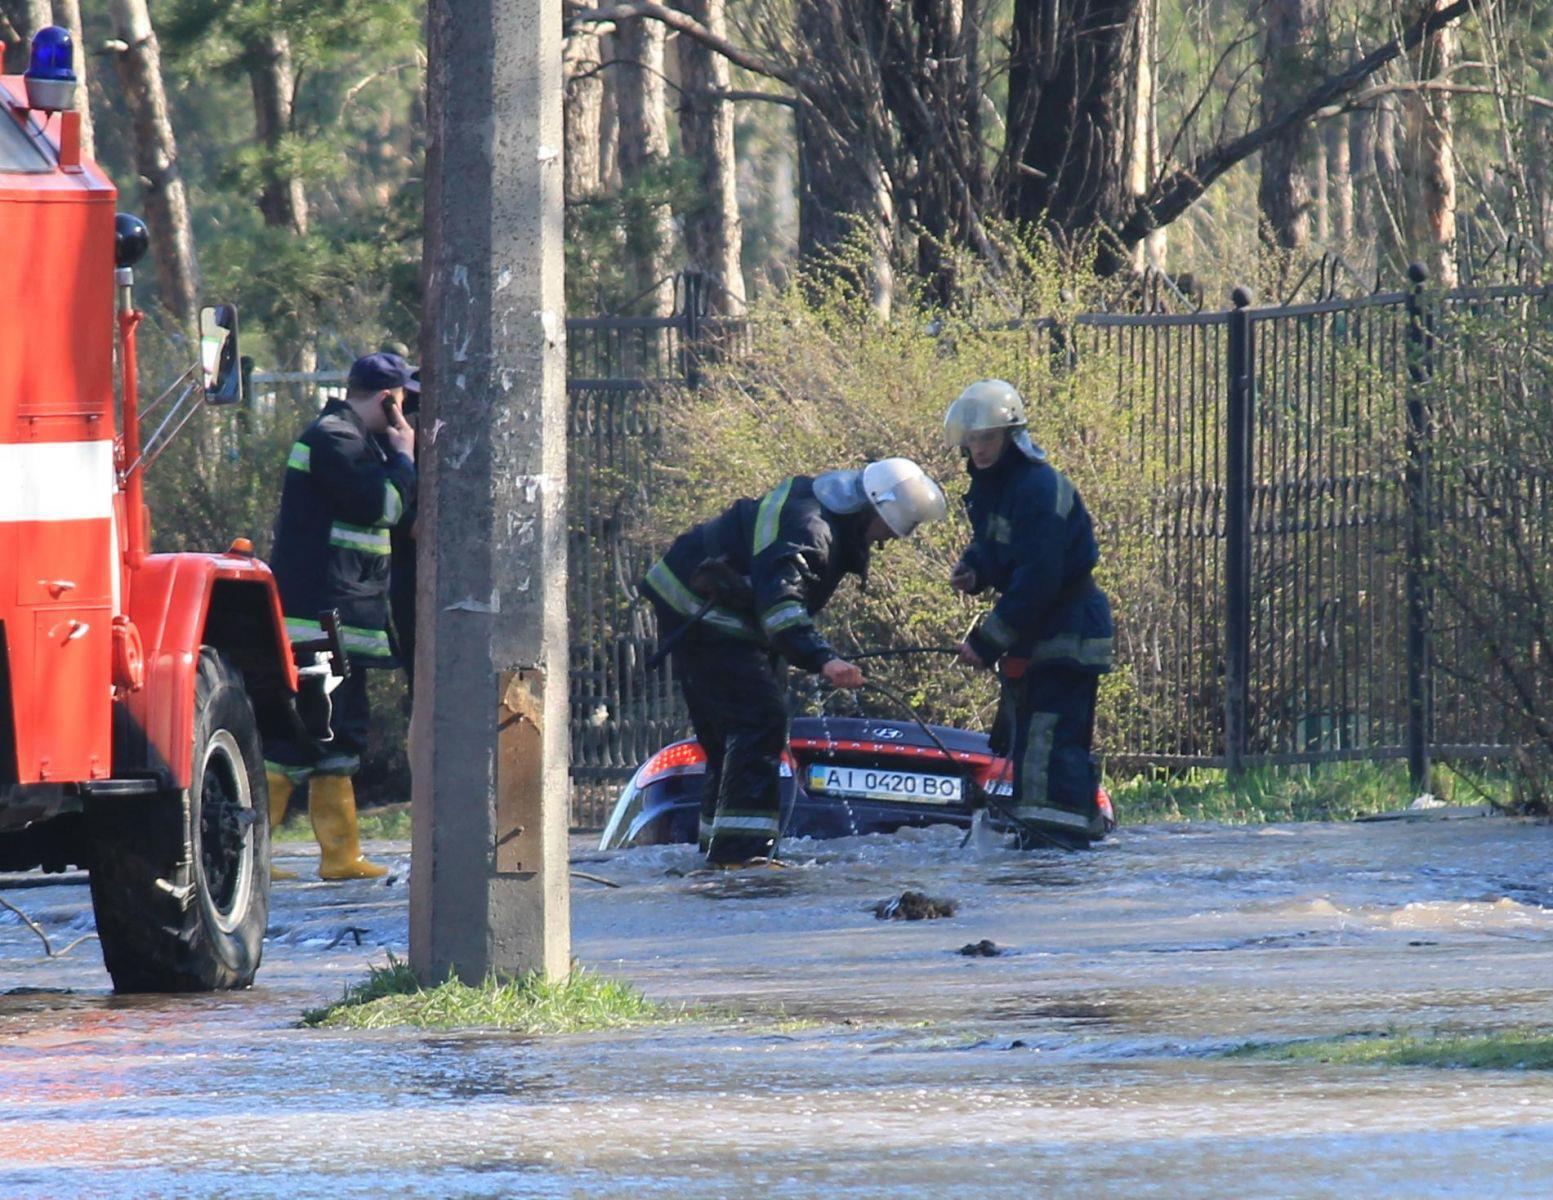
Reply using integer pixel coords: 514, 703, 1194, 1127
1003, 0, 1144, 273
1258, 0, 1319, 250
1374, 88, 1404, 270
1351, 101, 1381, 266
105, 0, 199, 333
564, 26, 604, 205
597, 29, 621, 191
675, 0, 744, 313
614, 15, 675, 314
0, 0, 47, 73
1401, 1, 1457, 286
1315, 122, 1330, 243
244, 29, 308, 237
794, 0, 893, 313
245, 29, 315, 378
1328, 114, 1353, 245
49, 0, 93, 156
1129, 0, 1164, 269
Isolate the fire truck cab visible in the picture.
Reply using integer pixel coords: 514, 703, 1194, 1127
0, 31, 301, 992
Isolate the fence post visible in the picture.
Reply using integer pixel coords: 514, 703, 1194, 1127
1404, 262, 1435, 795
1224, 286, 1255, 779
681, 269, 705, 388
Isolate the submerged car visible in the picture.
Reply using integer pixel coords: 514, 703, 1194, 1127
599, 714, 1114, 849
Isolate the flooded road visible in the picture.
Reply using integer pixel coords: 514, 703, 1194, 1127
3, 814, 1551, 1197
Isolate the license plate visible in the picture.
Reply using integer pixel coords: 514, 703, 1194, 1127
805, 764, 963, 805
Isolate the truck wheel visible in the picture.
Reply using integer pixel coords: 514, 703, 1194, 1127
88, 648, 271, 992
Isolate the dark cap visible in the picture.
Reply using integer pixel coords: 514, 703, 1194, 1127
403, 369, 421, 415
347, 351, 416, 393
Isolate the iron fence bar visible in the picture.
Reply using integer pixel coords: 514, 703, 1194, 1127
682, 270, 705, 388
1404, 263, 1435, 794
1224, 287, 1255, 778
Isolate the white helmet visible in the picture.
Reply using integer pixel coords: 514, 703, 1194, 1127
862, 457, 947, 537
943, 379, 1026, 447
813, 457, 947, 538
943, 379, 1046, 461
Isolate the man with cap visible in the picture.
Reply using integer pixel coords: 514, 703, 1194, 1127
944, 380, 1114, 850
263, 352, 419, 880
641, 459, 948, 867
388, 366, 420, 692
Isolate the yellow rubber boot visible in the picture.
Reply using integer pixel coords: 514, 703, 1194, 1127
265, 770, 299, 881
309, 775, 388, 881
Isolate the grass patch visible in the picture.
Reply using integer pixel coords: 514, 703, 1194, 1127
302, 954, 681, 1033
1228, 1028, 1553, 1070
1111, 762, 1509, 826
273, 803, 411, 843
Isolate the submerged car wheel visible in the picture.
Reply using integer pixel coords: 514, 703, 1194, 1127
88, 648, 270, 992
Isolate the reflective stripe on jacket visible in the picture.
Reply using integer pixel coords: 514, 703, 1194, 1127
270, 400, 416, 667
641, 475, 871, 673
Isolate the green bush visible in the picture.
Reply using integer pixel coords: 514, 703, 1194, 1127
654, 237, 1169, 752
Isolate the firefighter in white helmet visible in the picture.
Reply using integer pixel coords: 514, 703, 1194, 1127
641, 458, 947, 866
944, 380, 1115, 849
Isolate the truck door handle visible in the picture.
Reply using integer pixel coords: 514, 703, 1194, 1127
43, 579, 77, 598
66, 621, 90, 641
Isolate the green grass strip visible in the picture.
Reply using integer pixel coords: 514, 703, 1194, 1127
303, 954, 681, 1033
1227, 1028, 1553, 1070
1112, 762, 1509, 826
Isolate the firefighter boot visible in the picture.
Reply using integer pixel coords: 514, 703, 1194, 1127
265, 770, 299, 881
309, 775, 388, 880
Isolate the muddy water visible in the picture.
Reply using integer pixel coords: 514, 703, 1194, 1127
2, 816, 1551, 1198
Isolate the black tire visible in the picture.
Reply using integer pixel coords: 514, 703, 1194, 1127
87, 648, 271, 992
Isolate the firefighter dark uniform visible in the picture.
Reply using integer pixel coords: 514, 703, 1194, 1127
388, 370, 419, 692
642, 476, 873, 864
263, 365, 416, 880
958, 442, 1114, 847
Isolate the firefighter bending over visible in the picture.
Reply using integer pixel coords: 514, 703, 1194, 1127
642, 459, 948, 867
264, 353, 418, 880
946, 380, 1115, 850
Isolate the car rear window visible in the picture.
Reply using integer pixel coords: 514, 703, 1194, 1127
0, 110, 51, 174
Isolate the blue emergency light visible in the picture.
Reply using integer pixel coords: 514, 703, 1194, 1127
24, 26, 77, 112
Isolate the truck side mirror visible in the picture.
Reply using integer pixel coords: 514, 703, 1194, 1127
199, 303, 243, 406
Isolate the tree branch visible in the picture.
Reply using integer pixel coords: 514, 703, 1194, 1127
1125, 0, 1483, 244
714, 88, 801, 108
564, 1, 797, 87
1312, 79, 1553, 120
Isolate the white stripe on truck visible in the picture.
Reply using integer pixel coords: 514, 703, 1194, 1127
0, 440, 115, 522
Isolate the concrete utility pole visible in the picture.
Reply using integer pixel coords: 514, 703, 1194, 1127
412, 0, 570, 982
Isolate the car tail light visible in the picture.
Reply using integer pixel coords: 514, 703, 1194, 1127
974, 758, 1015, 797
1098, 785, 1114, 823
779, 750, 795, 779
633, 741, 706, 787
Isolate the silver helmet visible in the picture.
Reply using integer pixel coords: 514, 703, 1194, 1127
812, 457, 947, 538
862, 457, 947, 537
942, 379, 1045, 461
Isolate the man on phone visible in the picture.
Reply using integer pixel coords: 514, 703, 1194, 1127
263, 352, 418, 880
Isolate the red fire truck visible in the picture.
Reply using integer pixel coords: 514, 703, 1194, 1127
1, 29, 314, 992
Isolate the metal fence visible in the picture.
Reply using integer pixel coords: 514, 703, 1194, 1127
567, 269, 1549, 809
565, 275, 750, 804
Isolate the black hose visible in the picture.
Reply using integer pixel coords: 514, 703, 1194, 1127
855, 677, 1070, 853
848, 645, 962, 662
